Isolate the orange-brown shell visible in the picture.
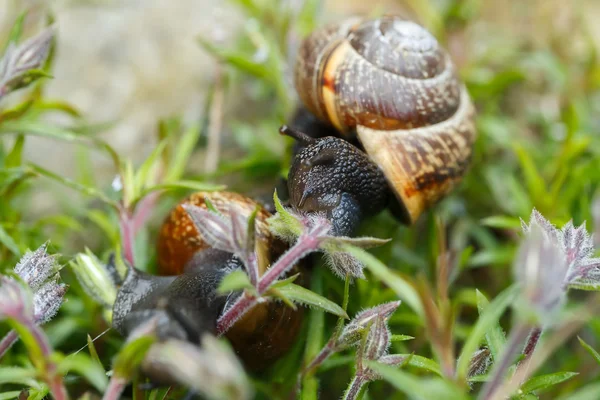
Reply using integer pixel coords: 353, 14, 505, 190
294, 16, 477, 223
156, 191, 304, 369
157, 191, 274, 276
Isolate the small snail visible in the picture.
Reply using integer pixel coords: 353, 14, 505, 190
285, 16, 477, 235
112, 191, 304, 371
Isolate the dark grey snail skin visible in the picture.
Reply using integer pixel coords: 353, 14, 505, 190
112, 249, 241, 343
285, 130, 390, 236
288, 16, 477, 229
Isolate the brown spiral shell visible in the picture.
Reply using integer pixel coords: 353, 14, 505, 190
156, 191, 304, 370
294, 16, 477, 223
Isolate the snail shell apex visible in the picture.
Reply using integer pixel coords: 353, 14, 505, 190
294, 16, 477, 223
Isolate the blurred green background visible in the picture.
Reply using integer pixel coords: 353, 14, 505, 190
1, 0, 600, 399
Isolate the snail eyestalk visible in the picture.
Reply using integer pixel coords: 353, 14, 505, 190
279, 125, 316, 145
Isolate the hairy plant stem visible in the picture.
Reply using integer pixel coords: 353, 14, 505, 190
513, 327, 542, 383
216, 226, 327, 335
216, 292, 257, 335
479, 323, 531, 400
0, 330, 18, 359
304, 339, 336, 375
342, 375, 367, 400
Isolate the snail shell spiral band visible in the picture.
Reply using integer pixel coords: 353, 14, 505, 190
294, 16, 477, 223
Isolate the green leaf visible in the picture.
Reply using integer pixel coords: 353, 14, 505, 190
0, 120, 121, 170
4, 135, 25, 168
134, 139, 168, 194
275, 283, 348, 318
217, 270, 254, 294
476, 290, 507, 361
87, 334, 102, 366
165, 122, 201, 182
578, 336, 600, 365
269, 273, 299, 288
0, 366, 38, 387
0, 224, 21, 256
267, 190, 304, 238
0, 391, 22, 400
366, 361, 468, 400
344, 246, 423, 317
5, 11, 27, 47
391, 335, 415, 342
27, 387, 49, 400
198, 38, 269, 80
5, 69, 53, 92
514, 144, 548, 206
0, 99, 35, 123
57, 353, 108, 392
133, 180, 226, 206
557, 382, 600, 400
396, 354, 443, 376
112, 335, 156, 379
456, 284, 519, 380
480, 215, 522, 230
567, 281, 600, 292
521, 372, 578, 394
28, 163, 118, 209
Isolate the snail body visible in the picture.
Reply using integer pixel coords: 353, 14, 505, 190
113, 191, 304, 371
288, 16, 476, 230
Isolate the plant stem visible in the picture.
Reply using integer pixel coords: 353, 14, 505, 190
342, 375, 367, 400
216, 292, 257, 335
119, 207, 135, 266
0, 330, 18, 359
513, 327, 542, 383
20, 318, 68, 400
478, 323, 531, 400
132, 192, 160, 234
257, 231, 324, 293
103, 376, 128, 400
216, 223, 328, 336
303, 339, 335, 376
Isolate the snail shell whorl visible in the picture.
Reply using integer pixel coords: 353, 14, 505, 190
294, 16, 477, 223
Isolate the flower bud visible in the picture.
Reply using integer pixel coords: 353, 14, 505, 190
14, 243, 57, 291
336, 301, 400, 349
362, 316, 390, 361
142, 335, 252, 400
33, 280, 68, 324
70, 250, 117, 308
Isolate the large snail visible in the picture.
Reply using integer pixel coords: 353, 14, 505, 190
112, 192, 304, 371
285, 16, 476, 235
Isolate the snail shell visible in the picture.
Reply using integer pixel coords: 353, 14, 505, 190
157, 191, 304, 369
294, 16, 477, 223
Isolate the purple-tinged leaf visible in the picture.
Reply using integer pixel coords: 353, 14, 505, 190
362, 316, 390, 361
467, 347, 492, 379
378, 354, 409, 366
183, 204, 234, 253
